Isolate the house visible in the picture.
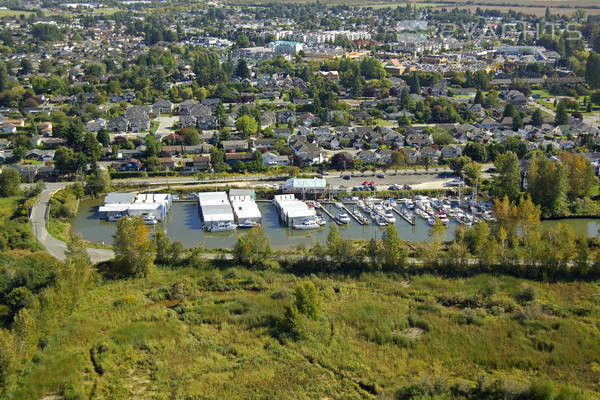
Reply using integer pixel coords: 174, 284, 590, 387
401, 147, 420, 164
157, 156, 176, 171
427, 82, 448, 96
277, 110, 296, 125
262, 151, 290, 166
160, 145, 183, 156
222, 140, 249, 153
117, 158, 141, 171
153, 98, 174, 115
440, 145, 462, 159
26, 149, 55, 162
420, 146, 441, 163
0, 124, 17, 134
275, 128, 291, 141
107, 116, 128, 132
405, 133, 433, 147
184, 155, 211, 172
260, 111, 276, 129
183, 144, 213, 154
225, 152, 254, 166
376, 148, 393, 164
253, 139, 277, 151
179, 115, 197, 129
38, 121, 52, 136
478, 117, 500, 129
86, 118, 106, 132
178, 99, 200, 115
357, 149, 377, 163
124, 105, 151, 132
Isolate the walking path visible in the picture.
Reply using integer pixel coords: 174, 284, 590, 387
30, 183, 115, 263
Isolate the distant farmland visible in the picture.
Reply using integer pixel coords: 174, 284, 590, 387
226, 0, 600, 16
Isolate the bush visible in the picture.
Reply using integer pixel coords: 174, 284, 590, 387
516, 285, 536, 304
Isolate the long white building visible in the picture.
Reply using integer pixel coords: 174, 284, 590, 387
272, 194, 316, 227
99, 192, 172, 221
229, 189, 261, 224
197, 192, 235, 228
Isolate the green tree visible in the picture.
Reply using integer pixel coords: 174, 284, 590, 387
85, 169, 111, 197
585, 51, 600, 89
380, 224, 407, 269
326, 224, 354, 269
210, 147, 228, 173
532, 109, 543, 127
153, 228, 183, 265
449, 156, 471, 177
113, 216, 155, 277
235, 59, 250, 79
232, 225, 272, 268
182, 128, 200, 146
561, 152, 595, 200
527, 154, 568, 216
235, 115, 258, 139
0, 167, 21, 197
293, 281, 322, 320
463, 161, 482, 186
494, 151, 521, 202
555, 101, 569, 126
145, 134, 162, 158
359, 56, 385, 79
96, 129, 110, 147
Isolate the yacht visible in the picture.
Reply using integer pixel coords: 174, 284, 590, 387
238, 220, 259, 229
334, 202, 343, 209
315, 214, 327, 226
415, 209, 429, 219
337, 213, 351, 224
205, 221, 237, 232
427, 217, 435, 226
293, 218, 320, 230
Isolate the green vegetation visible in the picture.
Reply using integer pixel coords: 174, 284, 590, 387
4, 264, 598, 399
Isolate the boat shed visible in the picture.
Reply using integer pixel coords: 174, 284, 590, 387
281, 177, 327, 197
104, 192, 136, 204
197, 192, 235, 227
272, 194, 316, 227
229, 189, 261, 223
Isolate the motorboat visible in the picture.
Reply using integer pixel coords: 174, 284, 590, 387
415, 209, 429, 219
334, 202, 343, 209
384, 212, 396, 223
376, 216, 388, 226
238, 220, 259, 229
427, 217, 435, 226
456, 215, 472, 227
440, 217, 450, 225
108, 214, 124, 222
293, 218, 320, 230
205, 221, 237, 232
337, 213, 351, 224
143, 214, 158, 225
315, 214, 327, 226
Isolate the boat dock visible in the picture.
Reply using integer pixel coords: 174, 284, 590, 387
315, 203, 343, 225
392, 207, 415, 225
342, 204, 367, 225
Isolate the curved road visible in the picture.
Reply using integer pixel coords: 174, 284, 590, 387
31, 183, 115, 263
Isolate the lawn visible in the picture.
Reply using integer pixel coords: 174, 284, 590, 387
10, 266, 600, 399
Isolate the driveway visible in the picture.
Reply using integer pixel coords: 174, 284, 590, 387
154, 115, 178, 141
30, 183, 115, 263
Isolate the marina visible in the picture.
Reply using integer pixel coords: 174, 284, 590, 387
73, 192, 600, 250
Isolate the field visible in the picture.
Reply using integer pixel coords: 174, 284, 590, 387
0, 9, 34, 17
11, 265, 600, 399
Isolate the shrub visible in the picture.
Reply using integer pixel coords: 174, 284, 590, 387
114, 295, 137, 307
516, 285, 536, 304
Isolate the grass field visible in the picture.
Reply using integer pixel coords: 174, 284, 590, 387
11, 265, 600, 399
0, 9, 34, 17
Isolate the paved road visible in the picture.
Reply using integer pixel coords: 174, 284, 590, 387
30, 183, 115, 264
154, 115, 178, 141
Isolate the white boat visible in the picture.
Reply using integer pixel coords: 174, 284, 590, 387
238, 220, 259, 229
205, 221, 237, 232
376, 216, 388, 226
143, 214, 158, 225
427, 217, 435, 226
415, 209, 429, 219
315, 214, 327, 226
293, 218, 320, 230
384, 212, 396, 223
108, 214, 123, 222
440, 217, 450, 225
334, 202, 343, 209
337, 213, 351, 224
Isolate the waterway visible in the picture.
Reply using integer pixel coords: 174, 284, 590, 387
72, 199, 600, 250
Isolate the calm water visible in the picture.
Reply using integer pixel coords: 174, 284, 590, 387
73, 198, 458, 249
72, 199, 600, 250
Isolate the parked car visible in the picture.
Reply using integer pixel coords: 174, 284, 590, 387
343, 175, 351, 180
388, 184, 401, 190
377, 173, 385, 178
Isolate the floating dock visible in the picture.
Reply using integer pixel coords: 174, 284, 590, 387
392, 207, 415, 225
341, 204, 366, 225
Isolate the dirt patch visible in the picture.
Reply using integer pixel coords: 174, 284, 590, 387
395, 327, 425, 339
